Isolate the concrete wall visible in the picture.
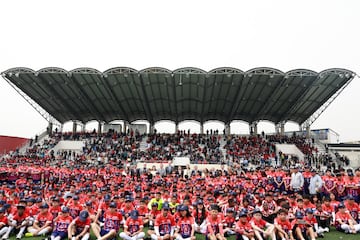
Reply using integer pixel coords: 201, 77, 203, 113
334, 150, 360, 169
51, 140, 85, 155
275, 144, 305, 160
136, 162, 227, 171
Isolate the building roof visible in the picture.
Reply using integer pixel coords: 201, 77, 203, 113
0, 135, 29, 154
1, 67, 355, 125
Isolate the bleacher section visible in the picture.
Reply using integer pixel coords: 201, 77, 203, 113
2, 130, 322, 172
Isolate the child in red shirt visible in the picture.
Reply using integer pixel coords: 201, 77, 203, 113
274, 209, 292, 240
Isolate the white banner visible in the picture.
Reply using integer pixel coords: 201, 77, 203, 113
173, 157, 190, 166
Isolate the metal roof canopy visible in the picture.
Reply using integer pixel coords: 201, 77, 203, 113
1, 67, 355, 127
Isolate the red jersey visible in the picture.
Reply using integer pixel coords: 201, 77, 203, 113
304, 216, 317, 226
13, 211, 29, 223
136, 205, 148, 217
0, 215, 8, 225
121, 205, 135, 217
206, 215, 223, 235
290, 219, 308, 231
322, 176, 335, 192
155, 214, 175, 236
31, 168, 42, 181
345, 177, 359, 196
223, 215, 236, 228
68, 203, 83, 219
344, 202, 360, 221
335, 211, 353, 226
103, 210, 123, 232
303, 202, 316, 210
28, 205, 39, 217
235, 220, 253, 235
149, 209, 160, 218
321, 204, 334, 214
36, 211, 53, 227
72, 217, 91, 233
335, 179, 346, 195
274, 217, 292, 233
314, 209, 331, 221
124, 217, 143, 234
54, 215, 73, 232
15, 179, 27, 188
250, 217, 267, 229
49, 205, 61, 219
177, 216, 194, 238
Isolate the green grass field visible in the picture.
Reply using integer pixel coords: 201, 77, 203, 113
6, 227, 359, 240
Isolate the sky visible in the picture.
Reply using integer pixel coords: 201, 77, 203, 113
0, 0, 359, 142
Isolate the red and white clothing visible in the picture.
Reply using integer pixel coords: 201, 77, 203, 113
274, 217, 292, 233
102, 211, 123, 232
176, 216, 194, 239
155, 214, 175, 236
235, 221, 253, 236
206, 215, 223, 235
54, 215, 73, 233
72, 216, 91, 233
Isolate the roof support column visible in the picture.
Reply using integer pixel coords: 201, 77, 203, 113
175, 122, 179, 133
149, 122, 155, 134
250, 121, 258, 136
47, 122, 53, 135
306, 125, 311, 139
280, 121, 285, 136
224, 123, 230, 136
123, 121, 128, 134
81, 123, 85, 133
72, 121, 77, 133
200, 123, 204, 135
275, 124, 280, 135
98, 121, 102, 134
301, 120, 311, 139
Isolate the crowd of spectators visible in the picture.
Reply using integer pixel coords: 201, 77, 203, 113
223, 136, 276, 167
144, 131, 223, 164
0, 130, 360, 240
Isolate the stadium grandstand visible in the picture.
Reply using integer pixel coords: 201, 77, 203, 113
1, 66, 360, 239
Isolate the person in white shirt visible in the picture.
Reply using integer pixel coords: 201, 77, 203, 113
290, 166, 304, 192
309, 169, 323, 195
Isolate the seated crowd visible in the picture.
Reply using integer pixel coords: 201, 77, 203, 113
145, 132, 223, 164
0, 131, 355, 240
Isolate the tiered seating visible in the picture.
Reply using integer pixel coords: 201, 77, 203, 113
144, 132, 223, 164
223, 135, 276, 166
267, 135, 316, 156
